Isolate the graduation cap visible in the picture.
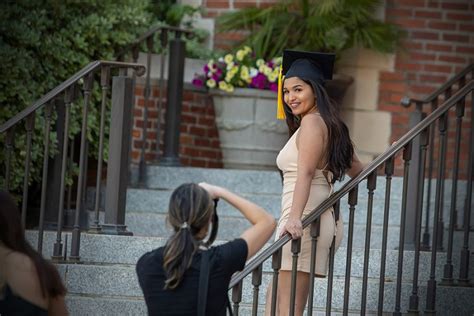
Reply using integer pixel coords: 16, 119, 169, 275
277, 50, 335, 119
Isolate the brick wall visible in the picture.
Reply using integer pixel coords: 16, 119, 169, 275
379, 0, 473, 178
131, 80, 223, 168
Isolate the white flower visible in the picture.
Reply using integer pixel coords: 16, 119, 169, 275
249, 67, 258, 77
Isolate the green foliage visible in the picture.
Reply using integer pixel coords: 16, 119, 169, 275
217, 0, 404, 60
0, 0, 152, 193
147, 1, 212, 59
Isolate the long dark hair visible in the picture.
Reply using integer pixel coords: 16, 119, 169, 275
0, 191, 66, 299
162, 183, 214, 290
283, 78, 354, 182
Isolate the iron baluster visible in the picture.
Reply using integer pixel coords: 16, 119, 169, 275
378, 156, 394, 315
21, 114, 35, 230
70, 73, 94, 262
422, 99, 438, 250
156, 28, 168, 159
425, 112, 449, 314
251, 264, 263, 316
138, 36, 154, 186
289, 238, 301, 316
343, 186, 358, 316
458, 91, 473, 287
307, 218, 321, 316
441, 99, 465, 285
51, 88, 73, 259
232, 280, 243, 316
90, 66, 111, 233
436, 88, 452, 251
394, 142, 412, 315
37, 104, 53, 253
270, 248, 282, 316
325, 233, 337, 316
361, 171, 377, 314
408, 128, 429, 313
4, 127, 15, 191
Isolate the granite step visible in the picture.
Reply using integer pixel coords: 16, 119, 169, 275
61, 264, 474, 315
27, 231, 474, 282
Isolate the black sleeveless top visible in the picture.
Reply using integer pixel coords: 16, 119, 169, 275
0, 284, 48, 316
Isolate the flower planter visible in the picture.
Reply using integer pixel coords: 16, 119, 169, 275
211, 88, 288, 170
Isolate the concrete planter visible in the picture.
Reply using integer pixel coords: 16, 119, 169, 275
211, 88, 288, 170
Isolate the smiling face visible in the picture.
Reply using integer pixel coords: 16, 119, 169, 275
283, 77, 316, 117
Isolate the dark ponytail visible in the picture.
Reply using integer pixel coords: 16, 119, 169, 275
162, 183, 214, 289
283, 79, 354, 182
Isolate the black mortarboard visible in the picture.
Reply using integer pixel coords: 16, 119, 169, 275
277, 50, 335, 119
283, 49, 335, 82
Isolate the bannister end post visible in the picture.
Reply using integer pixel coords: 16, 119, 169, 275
401, 96, 412, 108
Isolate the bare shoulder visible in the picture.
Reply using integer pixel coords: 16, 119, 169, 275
4, 251, 48, 309
5, 251, 35, 273
299, 113, 327, 138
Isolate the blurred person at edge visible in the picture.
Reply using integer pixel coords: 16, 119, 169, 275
0, 190, 68, 316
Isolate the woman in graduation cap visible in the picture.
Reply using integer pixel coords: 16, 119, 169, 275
266, 50, 364, 315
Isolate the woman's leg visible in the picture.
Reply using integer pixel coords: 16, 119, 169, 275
276, 270, 310, 316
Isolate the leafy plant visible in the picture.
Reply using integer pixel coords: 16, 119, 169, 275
148, 1, 212, 59
217, 0, 404, 60
0, 0, 152, 194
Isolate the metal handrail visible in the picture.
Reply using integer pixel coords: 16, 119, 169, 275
229, 80, 474, 288
401, 63, 473, 108
0, 60, 146, 134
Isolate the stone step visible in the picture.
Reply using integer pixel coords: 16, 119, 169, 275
62, 266, 474, 315
120, 211, 473, 250
27, 231, 474, 283
133, 166, 473, 204
65, 288, 474, 316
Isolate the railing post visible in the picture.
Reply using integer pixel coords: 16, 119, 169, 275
160, 32, 186, 166
101, 75, 134, 235
405, 102, 426, 249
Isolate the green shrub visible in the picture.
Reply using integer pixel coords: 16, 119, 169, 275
0, 0, 152, 193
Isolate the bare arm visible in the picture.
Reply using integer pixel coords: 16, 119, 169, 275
346, 151, 365, 178
199, 183, 276, 260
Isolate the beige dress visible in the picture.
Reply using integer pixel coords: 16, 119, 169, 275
275, 127, 343, 276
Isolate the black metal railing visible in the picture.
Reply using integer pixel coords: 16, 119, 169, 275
118, 25, 194, 186
1, 60, 145, 261
401, 63, 474, 252
228, 80, 473, 315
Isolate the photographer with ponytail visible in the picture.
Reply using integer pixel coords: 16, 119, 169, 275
136, 182, 276, 315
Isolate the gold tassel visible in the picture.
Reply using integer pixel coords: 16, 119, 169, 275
277, 66, 285, 120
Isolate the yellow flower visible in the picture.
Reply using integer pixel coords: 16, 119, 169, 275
224, 54, 234, 64
236, 49, 246, 61
240, 66, 250, 80
256, 59, 265, 67
226, 84, 235, 93
225, 72, 235, 82
243, 46, 252, 53
207, 79, 216, 88
226, 61, 235, 71
263, 66, 272, 76
231, 65, 239, 74
268, 73, 278, 82
219, 81, 228, 91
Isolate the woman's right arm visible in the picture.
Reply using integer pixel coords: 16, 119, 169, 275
199, 183, 276, 260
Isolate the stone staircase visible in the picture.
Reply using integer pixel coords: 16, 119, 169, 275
32, 165, 474, 315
